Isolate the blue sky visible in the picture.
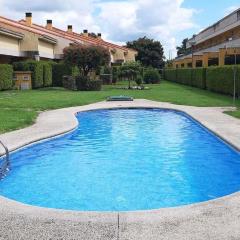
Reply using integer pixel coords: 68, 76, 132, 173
180, 0, 240, 41
0, 0, 239, 58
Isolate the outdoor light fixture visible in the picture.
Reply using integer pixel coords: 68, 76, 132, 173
227, 37, 237, 105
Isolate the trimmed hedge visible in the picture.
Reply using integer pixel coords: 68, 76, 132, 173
143, 68, 161, 84
164, 69, 177, 82
86, 80, 102, 91
176, 69, 192, 85
164, 66, 240, 96
76, 75, 102, 91
52, 63, 72, 87
63, 76, 76, 90
191, 68, 206, 89
206, 66, 240, 96
0, 64, 13, 90
13, 61, 44, 89
52, 64, 79, 87
43, 63, 52, 87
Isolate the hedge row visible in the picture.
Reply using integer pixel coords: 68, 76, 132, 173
164, 68, 206, 89
52, 64, 80, 87
164, 66, 240, 96
0, 64, 13, 90
206, 66, 240, 96
13, 61, 52, 89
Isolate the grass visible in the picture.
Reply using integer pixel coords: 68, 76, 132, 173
225, 109, 240, 119
0, 81, 239, 133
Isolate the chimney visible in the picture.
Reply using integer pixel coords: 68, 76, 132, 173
83, 29, 88, 37
97, 33, 102, 39
25, 12, 32, 26
46, 20, 53, 30
67, 25, 73, 34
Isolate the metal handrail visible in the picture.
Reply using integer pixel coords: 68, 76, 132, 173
0, 140, 10, 179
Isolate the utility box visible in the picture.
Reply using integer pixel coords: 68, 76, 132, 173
13, 71, 32, 90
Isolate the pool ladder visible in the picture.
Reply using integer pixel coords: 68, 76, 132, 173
0, 140, 10, 179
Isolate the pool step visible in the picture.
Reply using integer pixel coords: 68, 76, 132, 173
0, 140, 10, 180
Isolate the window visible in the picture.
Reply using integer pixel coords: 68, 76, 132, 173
23, 75, 30, 80
187, 63, 192, 68
225, 55, 240, 65
181, 64, 184, 68
196, 60, 203, 68
208, 58, 219, 67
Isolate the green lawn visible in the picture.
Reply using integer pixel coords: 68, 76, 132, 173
0, 81, 239, 133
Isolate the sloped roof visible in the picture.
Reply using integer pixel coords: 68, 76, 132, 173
19, 19, 137, 53
0, 15, 57, 43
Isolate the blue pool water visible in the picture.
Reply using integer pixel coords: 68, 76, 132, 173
0, 108, 240, 211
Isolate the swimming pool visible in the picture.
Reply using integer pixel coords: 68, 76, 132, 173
0, 108, 240, 211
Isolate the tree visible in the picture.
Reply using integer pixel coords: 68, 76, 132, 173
63, 44, 110, 76
176, 38, 188, 56
126, 37, 165, 69
119, 61, 142, 89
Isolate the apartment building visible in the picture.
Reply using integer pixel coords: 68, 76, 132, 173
0, 13, 137, 64
173, 8, 240, 68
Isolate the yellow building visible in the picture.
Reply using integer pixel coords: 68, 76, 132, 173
172, 8, 240, 68
0, 13, 137, 65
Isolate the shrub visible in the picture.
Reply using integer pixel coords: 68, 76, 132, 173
62, 75, 76, 90
163, 69, 177, 82
52, 63, 72, 87
176, 68, 192, 85
206, 66, 240, 96
100, 74, 112, 85
43, 63, 52, 87
192, 68, 206, 89
0, 64, 13, 90
135, 74, 143, 85
75, 75, 102, 91
144, 68, 161, 84
112, 66, 119, 84
86, 80, 102, 91
100, 66, 112, 84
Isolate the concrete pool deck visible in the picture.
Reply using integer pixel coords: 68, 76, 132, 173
0, 99, 240, 239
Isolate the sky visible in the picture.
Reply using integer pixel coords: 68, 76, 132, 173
0, 0, 239, 58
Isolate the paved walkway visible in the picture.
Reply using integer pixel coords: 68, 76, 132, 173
0, 100, 240, 240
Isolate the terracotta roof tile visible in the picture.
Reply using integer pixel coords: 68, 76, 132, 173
19, 19, 137, 53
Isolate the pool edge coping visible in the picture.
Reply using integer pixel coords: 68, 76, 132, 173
0, 99, 240, 239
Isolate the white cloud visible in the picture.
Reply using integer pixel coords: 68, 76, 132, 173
0, 0, 197, 58
224, 5, 240, 16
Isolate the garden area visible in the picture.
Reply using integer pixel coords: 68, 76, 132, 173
0, 80, 239, 134
0, 44, 240, 134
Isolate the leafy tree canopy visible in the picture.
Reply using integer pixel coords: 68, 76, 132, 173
126, 37, 165, 69
176, 38, 189, 56
63, 45, 110, 76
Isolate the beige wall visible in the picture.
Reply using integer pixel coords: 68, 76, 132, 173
20, 32, 39, 52
111, 48, 136, 63
111, 48, 125, 63
125, 50, 137, 62
0, 22, 39, 52
0, 34, 20, 56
